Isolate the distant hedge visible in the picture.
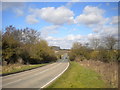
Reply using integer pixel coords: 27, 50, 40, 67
69, 35, 119, 62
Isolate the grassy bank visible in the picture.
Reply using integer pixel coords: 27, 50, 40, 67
1, 63, 48, 75
79, 60, 118, 88
48, 61, 109, 88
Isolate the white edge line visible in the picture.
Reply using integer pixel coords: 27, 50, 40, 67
41, 62, 70, 88
2, 63, 62, 87
3, 62, 56, 80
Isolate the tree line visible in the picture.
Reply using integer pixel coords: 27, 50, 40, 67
69, 35, 120, 62
2, 25, 57, 65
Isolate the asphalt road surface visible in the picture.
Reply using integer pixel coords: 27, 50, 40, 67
2, 59, 69, 89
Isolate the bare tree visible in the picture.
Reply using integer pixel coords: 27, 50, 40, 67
90, 37, 100, 50
104, 35, 117, 50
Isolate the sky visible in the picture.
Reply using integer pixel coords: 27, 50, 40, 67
2, 2, 119, 49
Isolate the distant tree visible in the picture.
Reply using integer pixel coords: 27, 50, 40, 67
104, 35, 117, 50
89, 37, 100, 50
85, 42, 89, 48
69, 42, 91, 61
97, 35, 118, 62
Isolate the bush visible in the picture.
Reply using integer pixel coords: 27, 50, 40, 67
90, 51, 99, 60
69, 42, 91, 61
69, 52, 76, 61
69, 37, 119, 63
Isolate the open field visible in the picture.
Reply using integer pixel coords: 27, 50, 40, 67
48, 61, 108, 88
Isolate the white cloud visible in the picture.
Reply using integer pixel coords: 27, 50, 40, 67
25, 5, 119, 49
100, 26, 118, 37
40, 25, 60, 37
110, 16, 119, 25
92, 24, 118, 39
66, 34, 82, 41
46, 36, 57, 41
76, 14, 104, 26
26, 6, 74, 25
75, 6, 107, 27
43, 24, 118, 49
92, 25, 104, 33
44, 34, 84, 49
83, 6, 104, 15
26, 15, 39, 24
87, 33, 101, 40
14, 8, 24, 16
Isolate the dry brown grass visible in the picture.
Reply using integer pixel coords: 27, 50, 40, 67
79, 60, 118, 88
1, 63, 46, 75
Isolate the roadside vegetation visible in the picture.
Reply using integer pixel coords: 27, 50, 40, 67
69, 36, 119, 62
68, 35, 119, 87
48, 61, 108, 88
1, 25, 57, 74
1, 63, 48, 75
79, 60, 118, 88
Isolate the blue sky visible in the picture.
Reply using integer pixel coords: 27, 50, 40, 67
2, 2, 119, 49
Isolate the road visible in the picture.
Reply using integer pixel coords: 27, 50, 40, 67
2, 59, 69, 89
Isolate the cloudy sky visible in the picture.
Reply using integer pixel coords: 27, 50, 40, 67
2, 2, 119, 49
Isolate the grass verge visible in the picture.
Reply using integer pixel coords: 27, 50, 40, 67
1, 63, 48, 75
48, 61, 109, 88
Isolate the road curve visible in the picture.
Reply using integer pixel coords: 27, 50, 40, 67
2, 59, 69, 89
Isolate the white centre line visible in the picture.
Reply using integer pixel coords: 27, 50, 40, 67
2, 79, 22, 87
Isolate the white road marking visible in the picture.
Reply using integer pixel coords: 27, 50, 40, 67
41, 62, 69, 88
2, 62, 62, 87
2, 79, 22, 87
2, 63, 56, 81
3, 59, 65, 81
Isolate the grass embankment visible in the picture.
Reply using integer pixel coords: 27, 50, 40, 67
48, 61, 108, 88
79, 60, 118, 88
1, 63, 48, 75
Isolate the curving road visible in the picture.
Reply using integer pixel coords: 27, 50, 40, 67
2, 59, 69, 89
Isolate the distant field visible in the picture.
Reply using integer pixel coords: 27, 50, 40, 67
1, 63, 48, 75
48, 61, 109, 88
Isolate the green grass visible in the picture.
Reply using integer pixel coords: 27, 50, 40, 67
2, 63, 48, 75
48, 61, 108, 88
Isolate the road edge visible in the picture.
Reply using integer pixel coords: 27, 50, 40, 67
1, 63, 54, 77
41, 62, 70, 88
